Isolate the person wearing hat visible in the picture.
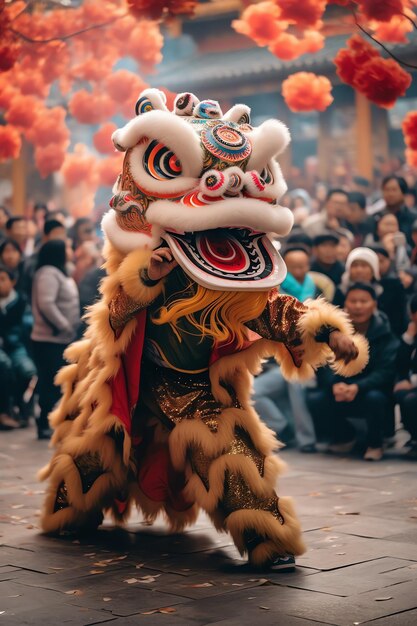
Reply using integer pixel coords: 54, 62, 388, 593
307, 282, 399, 461
310, 230, 345, 286
333, 247, 382, 308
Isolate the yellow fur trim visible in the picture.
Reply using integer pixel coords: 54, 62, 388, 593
118, 248, 164, 303
168, 406, 281, 471
183, 454, 284, 513
298, 298, 369, 378
226, 496, 306, 563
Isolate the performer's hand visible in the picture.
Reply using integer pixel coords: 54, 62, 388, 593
147, 247, 178, 281
328, 331, 359, 364
333, 382, 350, 402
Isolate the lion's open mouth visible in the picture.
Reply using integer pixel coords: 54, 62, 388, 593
163, 227, 286, 291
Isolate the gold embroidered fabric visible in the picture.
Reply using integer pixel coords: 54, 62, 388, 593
109, 286, 145, 332
140, 363, 225, 429
222, 472, 284, 524
246, 291, 307, 347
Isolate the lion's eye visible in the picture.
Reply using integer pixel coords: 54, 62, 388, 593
260, 167, 273, 185
143, 140, 182, 180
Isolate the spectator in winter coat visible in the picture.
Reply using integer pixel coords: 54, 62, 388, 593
0, 266, 37, 429
307, 283, 399, 461
31, 240, 80, 439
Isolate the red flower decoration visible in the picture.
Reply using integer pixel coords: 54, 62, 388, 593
0, 125, 21, 162
105, 70, 147, 104
34, 143, 67, 179
4, 94, 43, 129
277, 0, 327, 28
403, 112, 417, 150
26, 107, 69, 148
61, 144, 98, 187
98, 154, 124, 187
269, 30, 324, 60
335, 35, 411, 108
69, 89, 116, 125
282, 72, 333, 112
359, 0, 405, 22
371, 13, 413, 43
232, 2, 285, 46
93, 123, 118, 155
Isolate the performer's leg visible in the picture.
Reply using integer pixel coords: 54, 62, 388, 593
169, 407, 305, 568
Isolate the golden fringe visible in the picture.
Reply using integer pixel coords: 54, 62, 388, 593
226, 497, 306, 564
154, 281, 269, 348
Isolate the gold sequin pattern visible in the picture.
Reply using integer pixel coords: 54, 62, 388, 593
54, 481, 69, 512
74, 453, 105, 494
222, 471, 284, 525
140, 364, 224, 429
246, 291, 307, 347
227, 427, 264, 475
109, 286, 145, 331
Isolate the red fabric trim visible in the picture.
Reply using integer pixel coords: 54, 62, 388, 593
110, 310, 146, 435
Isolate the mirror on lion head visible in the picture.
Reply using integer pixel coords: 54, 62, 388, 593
102, 88, 293, 291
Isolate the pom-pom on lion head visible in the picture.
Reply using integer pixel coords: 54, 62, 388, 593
102, 88, 293, 291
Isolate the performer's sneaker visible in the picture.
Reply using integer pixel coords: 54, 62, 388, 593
269, 554, 296, 572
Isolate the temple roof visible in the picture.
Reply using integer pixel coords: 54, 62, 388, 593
149, 30, 417, 93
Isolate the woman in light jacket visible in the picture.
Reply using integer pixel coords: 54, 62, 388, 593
32, 240, 80, 439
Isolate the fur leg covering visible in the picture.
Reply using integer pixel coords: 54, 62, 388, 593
168, 404, 305, 564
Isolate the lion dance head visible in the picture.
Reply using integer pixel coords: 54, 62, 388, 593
103, 88, 293, 291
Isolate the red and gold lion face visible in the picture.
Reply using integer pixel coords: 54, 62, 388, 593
102, 88, 293, 291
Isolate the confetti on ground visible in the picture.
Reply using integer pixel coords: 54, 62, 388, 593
65, 590, 83, 596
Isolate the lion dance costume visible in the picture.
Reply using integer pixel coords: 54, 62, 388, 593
39, 89, 368, 567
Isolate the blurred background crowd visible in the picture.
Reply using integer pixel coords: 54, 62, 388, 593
1, 171, 417, 463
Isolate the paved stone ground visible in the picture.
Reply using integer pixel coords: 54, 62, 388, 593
1, 425, 417, 626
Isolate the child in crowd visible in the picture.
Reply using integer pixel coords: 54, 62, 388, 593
0, 266, 37, 429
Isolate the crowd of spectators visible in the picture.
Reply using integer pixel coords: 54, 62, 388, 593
256, 174, 417, 462
0, 202, 103, 439
0, 173, 416, 461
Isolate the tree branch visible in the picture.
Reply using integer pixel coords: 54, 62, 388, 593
9, 13, 126, 44
352, 9, 417, 70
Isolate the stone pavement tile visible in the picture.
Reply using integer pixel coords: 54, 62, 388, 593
71, 588, 191, 617
0, 579, 112, 624
156, 572, 277, 600
277, 557, 417, 596
329, 515, 417, 539
142, 546, 244, 576
209, 618, 330, 626
287, 580, 417, 626
299, 530, 417, 570
0, 565, 21, 581
383, 528, 417, 544
157, 585, 339, 625
365, 608, 417, 625
359, 497, 417, 522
